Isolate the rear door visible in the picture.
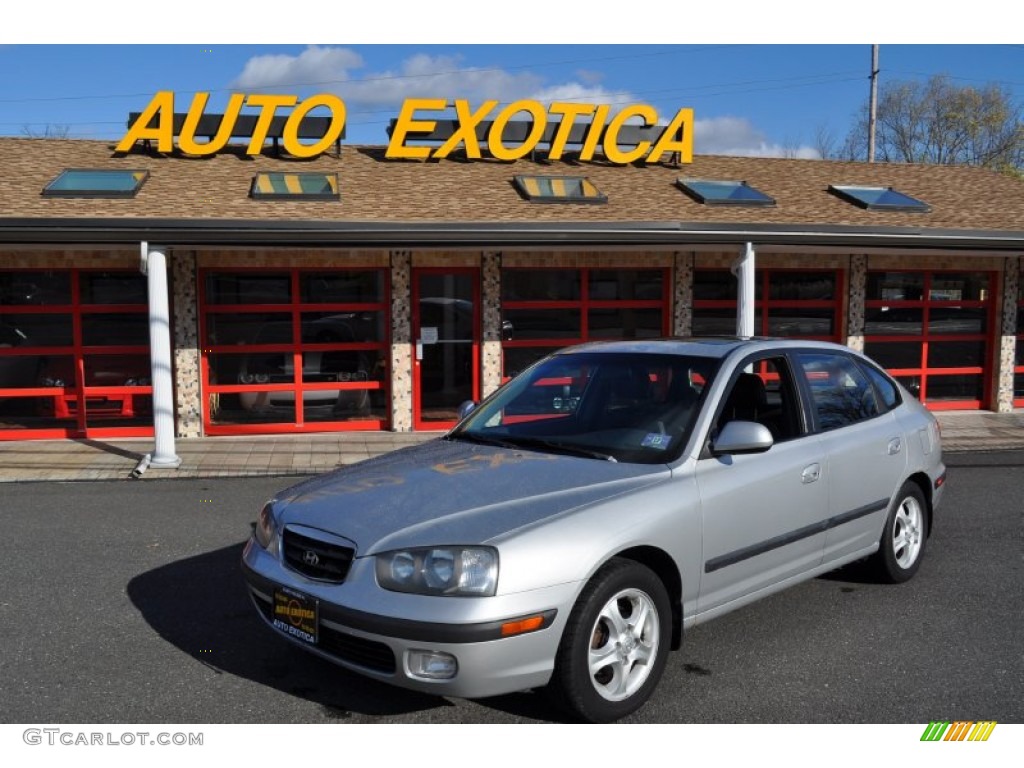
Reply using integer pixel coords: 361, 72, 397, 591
794, 350, 907, 564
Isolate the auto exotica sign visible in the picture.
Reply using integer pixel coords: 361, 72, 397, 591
116, 91, 693, 165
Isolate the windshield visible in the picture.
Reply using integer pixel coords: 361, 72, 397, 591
451, 351, 720, 464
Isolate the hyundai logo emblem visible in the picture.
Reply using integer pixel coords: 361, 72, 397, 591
303, 550, 320, 567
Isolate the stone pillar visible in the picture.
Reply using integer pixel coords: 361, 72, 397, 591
846, 254, 867, 352
171, 251, 202, 437
673, 251, 694, 336
481, 251, 503, 397
996, 256, 1020, 413
390, 250, 413, 431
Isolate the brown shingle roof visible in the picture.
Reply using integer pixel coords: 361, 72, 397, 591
2, 136, 1024, 235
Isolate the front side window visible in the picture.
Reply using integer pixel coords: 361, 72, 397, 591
714, 357, 803, 442
798, 352, 880, 432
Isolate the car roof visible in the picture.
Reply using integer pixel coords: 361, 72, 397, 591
555, 337, 856, 360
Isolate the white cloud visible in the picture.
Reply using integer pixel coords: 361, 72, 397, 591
227, 48, 819, 158
230, 46, 365, 90
695, 115, 820, 159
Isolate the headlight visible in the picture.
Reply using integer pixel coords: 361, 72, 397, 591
376, 546, 498, 597
254, 501, 278, 549
254, 373, 270, 384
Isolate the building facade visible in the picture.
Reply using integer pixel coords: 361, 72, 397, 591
1, 130, 1022, 442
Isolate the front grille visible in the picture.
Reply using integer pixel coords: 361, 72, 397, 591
319, 625, 396, 674
252, 592, 396, 674
282, 528, 355, 583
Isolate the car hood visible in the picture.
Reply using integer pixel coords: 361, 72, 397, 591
275, 438, 670, 554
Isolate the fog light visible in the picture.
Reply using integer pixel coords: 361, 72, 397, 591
407, 650, 458, 680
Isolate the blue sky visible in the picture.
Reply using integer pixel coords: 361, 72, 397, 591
3, 5, 1019, 159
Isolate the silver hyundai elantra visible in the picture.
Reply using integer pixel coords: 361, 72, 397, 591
241, 337, 945, 722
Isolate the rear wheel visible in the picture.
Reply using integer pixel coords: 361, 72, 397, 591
871, 481, 928, 583
547, 558, 671, 723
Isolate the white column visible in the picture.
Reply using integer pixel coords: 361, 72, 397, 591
141, 242, 181, 468
732, 242, 756, 337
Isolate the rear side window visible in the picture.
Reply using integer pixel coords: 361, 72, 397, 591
797, 352, 881, 431
858, 360, 901, 412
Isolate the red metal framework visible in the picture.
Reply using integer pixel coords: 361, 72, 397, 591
691, 268, 845, 343
864, 270, 996, 411
0, 268, 153, 441
500, 267, 670, 379
199, 267, 389, 435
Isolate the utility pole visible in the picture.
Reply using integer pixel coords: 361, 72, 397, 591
868, 44, 879, 163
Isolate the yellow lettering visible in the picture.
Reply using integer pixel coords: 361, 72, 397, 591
647, 107, 694, 164
604, 104, 656, 164
578, 104, 611, 161
177, 92, 245, 156
435, 99, 497, 159
243, 94, 298, 155
115, 90, 176, 153
488, 100, 547, 161
386, 98, 447, 159
283, 93, 346, 158
547, 102, 597, 160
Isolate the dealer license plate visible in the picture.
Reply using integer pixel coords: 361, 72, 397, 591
272, 587, 319, 645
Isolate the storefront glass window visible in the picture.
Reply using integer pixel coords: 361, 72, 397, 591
201, 268, 388, 434
502, 270, 580, 301
501, 267, 667, 379
1, 269, 153, 439
205, 273, 291, 305
0, 271, 71, 305
865, 270, 993, 409
692, 268, 841, 342
80, 272, 147, 304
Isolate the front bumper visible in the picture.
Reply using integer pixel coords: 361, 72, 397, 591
240, 538, 576, 699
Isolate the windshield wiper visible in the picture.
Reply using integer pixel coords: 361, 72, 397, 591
499, 436, 618, 462
445, 432, 521, 450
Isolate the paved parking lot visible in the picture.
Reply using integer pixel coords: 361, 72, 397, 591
0, 449, 1021, 724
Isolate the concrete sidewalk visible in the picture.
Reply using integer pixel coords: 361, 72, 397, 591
0, 411, 1022, 483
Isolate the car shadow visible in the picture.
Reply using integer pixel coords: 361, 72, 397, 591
126, 541, 448, 718
126, 541, 563, 721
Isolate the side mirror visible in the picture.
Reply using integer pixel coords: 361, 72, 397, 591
712, 421, 774, 456
456, 400, 477, 421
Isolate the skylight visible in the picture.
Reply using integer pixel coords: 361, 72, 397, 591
42, 169, 149, 198
250, 172, 339, 200
829, 185, 931, 212
513, 175, 607, 204
676, 178, 775, 206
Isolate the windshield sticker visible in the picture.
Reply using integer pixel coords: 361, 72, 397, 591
641, 433, 672, 450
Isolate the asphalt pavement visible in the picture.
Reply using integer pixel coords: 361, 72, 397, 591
0, 450, 1021, 724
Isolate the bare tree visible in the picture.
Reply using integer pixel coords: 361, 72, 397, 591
20, 124, 72, 139
813, 122, 840, 160
843, 75, 1024, 172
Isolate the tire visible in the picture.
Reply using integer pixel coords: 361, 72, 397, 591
871, 481, 929, 584
547, 558, 671, 723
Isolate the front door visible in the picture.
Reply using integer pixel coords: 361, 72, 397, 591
412, 269, 480, 430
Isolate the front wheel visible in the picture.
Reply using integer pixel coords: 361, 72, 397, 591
871, 481, 929, 583
546, 558, 671, 723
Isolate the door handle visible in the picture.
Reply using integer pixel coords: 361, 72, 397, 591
801, 463, 821, 484
887, 437, 902, 455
